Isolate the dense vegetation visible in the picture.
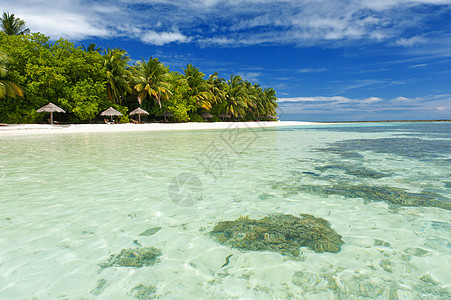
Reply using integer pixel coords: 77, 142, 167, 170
0, 13, 278, 124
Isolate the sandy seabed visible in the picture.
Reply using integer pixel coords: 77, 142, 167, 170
0, 121, 324, 136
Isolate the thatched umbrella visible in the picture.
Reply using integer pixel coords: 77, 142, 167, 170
201, 111, 213, 121
219, 112, 231, 121
129, 107, 149, 123
37, 102, 66, 124
160, 111, 173, 122
101, 107, 122, 122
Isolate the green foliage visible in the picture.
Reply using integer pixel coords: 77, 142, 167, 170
190, 114, 205, 122
0, 32, 108, 123
60, 79, 108, 121
0, 16, 279, 124
211, 115, 220, 122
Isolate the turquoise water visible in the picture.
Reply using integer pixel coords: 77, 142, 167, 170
0, 122, 450, 299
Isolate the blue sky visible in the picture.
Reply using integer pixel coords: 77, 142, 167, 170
3, 0, 451, 121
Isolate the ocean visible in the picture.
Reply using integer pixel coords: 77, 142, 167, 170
0, 121, 449, 299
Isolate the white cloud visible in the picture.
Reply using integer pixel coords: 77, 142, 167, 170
141, 31, 190, 45
396, 36, 427, 47
278, 94, 451, 117
297, 68, 328, 73
236, 72, 262, 82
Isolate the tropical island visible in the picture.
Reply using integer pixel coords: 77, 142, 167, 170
0, 12, 278, 125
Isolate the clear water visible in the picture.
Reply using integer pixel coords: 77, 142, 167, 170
0, 122, 450, 299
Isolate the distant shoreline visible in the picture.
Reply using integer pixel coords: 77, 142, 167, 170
321, 119, 451, 123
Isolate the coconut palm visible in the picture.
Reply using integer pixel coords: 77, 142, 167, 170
225, 75, 249, 118
207, 72, 226, 105
182, 64, 214, 110
103, 47, 131, 104
82, 43, 103, 54
262, 87, 278, 117
1, 12, 30, 35
0, 52, 23, 99
132, 57, 172, 107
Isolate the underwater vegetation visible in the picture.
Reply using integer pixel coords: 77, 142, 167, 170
319, 138, 450, 160
277, 182, 450, 210
210, 214, 344, 257
315, 164, 388, 179
99, 247, 162, 269
291, 270, 451, 299
139, 227, 161, 236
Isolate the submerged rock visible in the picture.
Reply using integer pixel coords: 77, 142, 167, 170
99, 247, 162, 268
139, 227, 161, 236
210, 214, 344, 257
130, 284, 157, 299
90, 278, 110, 296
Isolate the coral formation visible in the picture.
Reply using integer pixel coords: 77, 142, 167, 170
319, 137, 450, 160
276, 182, 450, 210
315, 164, 388, 179
99, 247, 162, 268
210, 214, 344, 257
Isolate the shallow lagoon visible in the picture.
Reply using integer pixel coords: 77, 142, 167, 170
0, 122, 450, 299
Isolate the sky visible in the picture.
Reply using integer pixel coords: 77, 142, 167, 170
2, 0, 451, 121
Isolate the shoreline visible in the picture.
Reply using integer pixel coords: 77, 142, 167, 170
0, 121, 324, 136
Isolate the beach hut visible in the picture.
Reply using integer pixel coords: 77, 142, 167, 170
129, 107, 149, 123
201, 111, 213, 121
37, 102, 66, 124
160, 111, 173, 122
101, 107, 122, 123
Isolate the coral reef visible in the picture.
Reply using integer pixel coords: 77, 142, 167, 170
276, 182, 450, 210
319, 137, 450, 160
315, 164, 388, 179
210, 214, 344, 257
99, 247, 162, 268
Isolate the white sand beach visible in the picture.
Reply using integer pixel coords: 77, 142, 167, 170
0, 121, 324, 136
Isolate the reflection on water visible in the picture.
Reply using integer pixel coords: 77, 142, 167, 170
0, 122, 450, 299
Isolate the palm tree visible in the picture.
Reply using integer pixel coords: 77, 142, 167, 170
182, 64, 214, 109
207, 72, 226, 105
82, 43, 103, 54
225, 75, 249, 118
103, 47, 131, 104
262, 88, 278, 117
0, 52, 23, 99
132, 57, 172, 107
1, 12, 30, 35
